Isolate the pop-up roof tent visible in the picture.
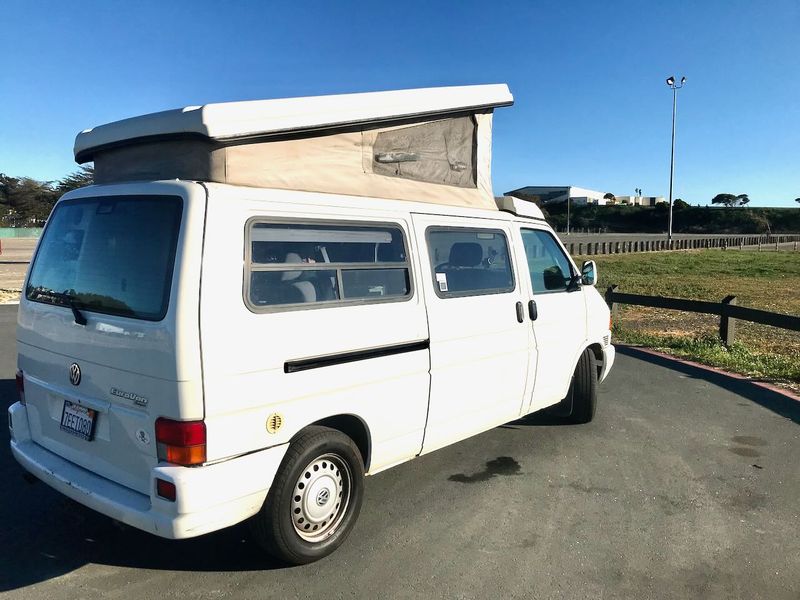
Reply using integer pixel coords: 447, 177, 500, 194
74, 84, 513, 210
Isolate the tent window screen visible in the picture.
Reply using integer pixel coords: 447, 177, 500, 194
371, 117, 476, 188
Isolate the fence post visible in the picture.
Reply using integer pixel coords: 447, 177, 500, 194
578, 243, 583, 255
605, 285, 619, 324
719, 295, 738, 347
602, 242, 607, 254
594, 242, 599, 255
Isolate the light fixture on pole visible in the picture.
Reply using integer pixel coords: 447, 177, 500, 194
665, 75, 686, 243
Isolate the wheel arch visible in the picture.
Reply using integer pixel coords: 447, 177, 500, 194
309, 414, 372, 472
586, 342, 604, 380
558, 341, 604, 399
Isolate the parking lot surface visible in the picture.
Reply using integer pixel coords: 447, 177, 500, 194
0, 304, 797, 599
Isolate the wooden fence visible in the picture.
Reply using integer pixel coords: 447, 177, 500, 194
605, 285, 800, 346
568, 234, 800, 256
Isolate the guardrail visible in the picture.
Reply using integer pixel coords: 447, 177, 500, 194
568, 234, 800, 256
605, 285, 800, 346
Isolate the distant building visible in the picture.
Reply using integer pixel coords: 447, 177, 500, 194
506, 186, 609, 206
614, 195, 666, 206
506, 186, 667, 207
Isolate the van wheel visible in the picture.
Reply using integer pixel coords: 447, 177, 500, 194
249, 426, 364, 565
564, 349, 598, 424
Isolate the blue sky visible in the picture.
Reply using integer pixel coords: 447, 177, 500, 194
2, 0, 798, 206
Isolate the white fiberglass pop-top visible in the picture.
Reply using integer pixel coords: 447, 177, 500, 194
9, 84, 614, 564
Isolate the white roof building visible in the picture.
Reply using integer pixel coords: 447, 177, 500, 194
505, 186, 610, 206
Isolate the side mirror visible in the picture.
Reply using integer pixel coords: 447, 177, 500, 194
581, 260, 597, 286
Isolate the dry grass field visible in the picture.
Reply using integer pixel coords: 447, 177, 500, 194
581, 249, 800, 392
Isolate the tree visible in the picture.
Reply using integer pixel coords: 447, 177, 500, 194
56, 165, 94, 195
0, 166, 97, 226
673, 198, 689, 210
795, 197, 800, 205
712, 193, 750, 207
0, 174, 58, 225
603, 192, 615, 205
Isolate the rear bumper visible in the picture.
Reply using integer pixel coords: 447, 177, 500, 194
600, 343, 615, 383
8, 401, 288, 539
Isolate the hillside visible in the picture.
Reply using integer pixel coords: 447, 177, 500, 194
540, 203, 800, 234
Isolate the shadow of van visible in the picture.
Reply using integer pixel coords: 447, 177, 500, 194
615, 346, 800, 425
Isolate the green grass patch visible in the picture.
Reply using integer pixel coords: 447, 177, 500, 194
579, 250, 800, 389
617, 328, 800, 383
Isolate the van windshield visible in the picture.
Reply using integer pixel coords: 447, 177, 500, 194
26, 195, 183, 321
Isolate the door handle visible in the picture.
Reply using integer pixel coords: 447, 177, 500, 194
528, 299, 538, 321
515, 301, 525, 323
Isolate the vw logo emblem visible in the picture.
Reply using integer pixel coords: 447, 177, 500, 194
316, 489, 330, 506
69, 363, 81, 386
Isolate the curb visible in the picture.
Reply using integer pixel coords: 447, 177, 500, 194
618, 344, 800, 402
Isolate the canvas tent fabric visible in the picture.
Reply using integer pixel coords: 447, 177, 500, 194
79, 85, 512, 210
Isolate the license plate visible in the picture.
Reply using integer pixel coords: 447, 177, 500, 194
60, 401, 96, 441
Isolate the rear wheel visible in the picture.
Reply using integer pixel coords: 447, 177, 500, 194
561, 348, 598, 423
249, 426, 364, 564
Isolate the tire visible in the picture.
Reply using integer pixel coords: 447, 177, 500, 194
249, 426, 365, 565
564, 348, 598, 424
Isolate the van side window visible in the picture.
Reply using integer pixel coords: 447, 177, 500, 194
247, 221, 412, 309
520, 229, 574, 294
426, 228, 514, 297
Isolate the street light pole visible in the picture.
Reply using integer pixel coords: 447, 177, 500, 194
666, 75, 686, 243
566, 195, 571, 235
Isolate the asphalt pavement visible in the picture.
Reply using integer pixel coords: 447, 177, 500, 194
0, 304, 797, 599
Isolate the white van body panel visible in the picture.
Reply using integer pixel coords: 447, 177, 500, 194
199, 184, 431, 472
11, 180, 614, 540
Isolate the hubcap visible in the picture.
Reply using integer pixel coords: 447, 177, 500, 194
291, 453, 351, 542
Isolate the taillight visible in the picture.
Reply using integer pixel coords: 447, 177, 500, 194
154, 418, 206, 466
15, 370, 25, 405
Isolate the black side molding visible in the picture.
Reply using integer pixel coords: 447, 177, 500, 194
285, 340, 430, 374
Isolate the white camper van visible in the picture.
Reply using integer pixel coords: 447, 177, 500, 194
9, 85, 614, 564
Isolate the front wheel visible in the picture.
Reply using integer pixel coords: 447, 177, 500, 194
249, 426, 365, 564
563, 348, 598, 424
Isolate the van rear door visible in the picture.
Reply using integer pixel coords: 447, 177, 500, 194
16, 185, 205, 496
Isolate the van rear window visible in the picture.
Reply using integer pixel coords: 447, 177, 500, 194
26, 196, 182, 321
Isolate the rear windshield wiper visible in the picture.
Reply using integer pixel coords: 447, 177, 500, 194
28, 287, 87, 325
63, 291, 88, 326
